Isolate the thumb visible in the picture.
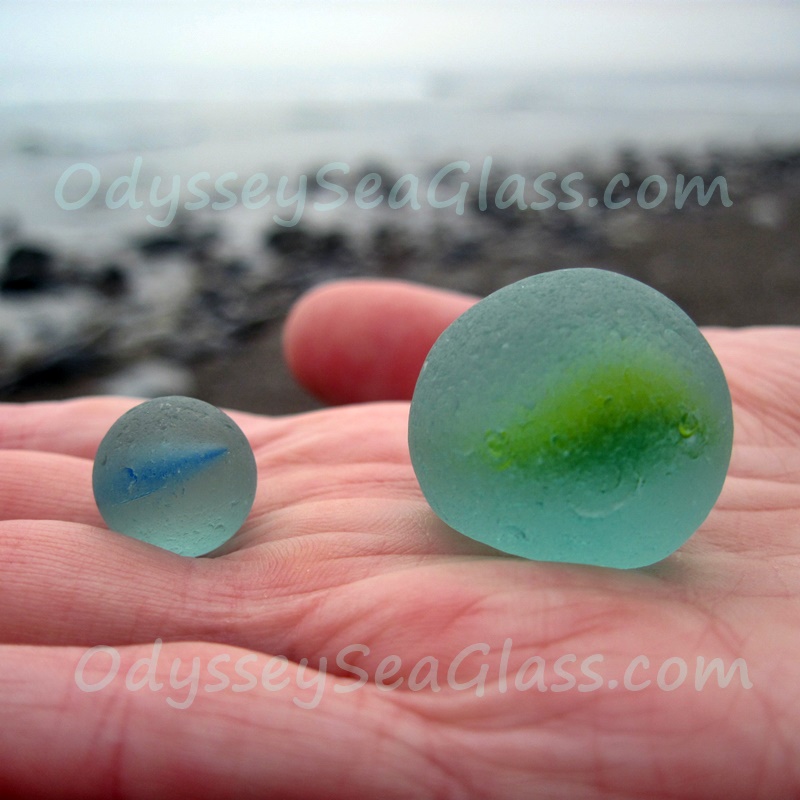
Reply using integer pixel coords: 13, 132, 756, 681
282, 279, 476, 405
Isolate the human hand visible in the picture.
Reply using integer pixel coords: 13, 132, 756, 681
1, 279, 798, 799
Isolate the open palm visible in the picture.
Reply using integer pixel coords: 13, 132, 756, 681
1, 279, 798, 800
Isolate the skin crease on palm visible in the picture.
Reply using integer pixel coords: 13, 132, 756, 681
0, 278, 798, 800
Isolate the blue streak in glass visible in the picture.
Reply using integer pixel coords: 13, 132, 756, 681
110, 446, 228, 503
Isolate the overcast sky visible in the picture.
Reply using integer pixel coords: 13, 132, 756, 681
2, 0, 799, 75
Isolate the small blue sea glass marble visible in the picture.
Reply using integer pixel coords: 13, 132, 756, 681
93, 396, 257, 556
408, 269, 734, 569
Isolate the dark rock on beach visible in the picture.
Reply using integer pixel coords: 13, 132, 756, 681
1, 245, 56, 293
90, 263, 129, 299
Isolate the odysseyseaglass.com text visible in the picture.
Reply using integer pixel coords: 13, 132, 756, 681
54, 156, 733, 229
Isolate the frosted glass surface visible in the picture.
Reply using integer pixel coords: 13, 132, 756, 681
408, 269, 734, 568
93, 396, 257, 556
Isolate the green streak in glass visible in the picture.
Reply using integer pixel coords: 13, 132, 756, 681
480, 354, 710, 478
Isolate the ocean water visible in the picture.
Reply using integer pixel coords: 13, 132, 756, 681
3, 66, 799, 163
1, 0, 799, 243
2, 68, 799, 241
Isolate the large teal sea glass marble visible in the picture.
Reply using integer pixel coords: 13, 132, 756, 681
93, 396, 257, 556
408, 269, 734, 568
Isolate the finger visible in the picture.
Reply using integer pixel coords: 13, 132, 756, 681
0, 642, 433, 800
0, 451, 102, 525
0, 396, 273, 459
0, 519, 207, 647
282, 279, 476, 404
0, 506, 496, 655
0, 508, 336, 655
0, 397, 140, 458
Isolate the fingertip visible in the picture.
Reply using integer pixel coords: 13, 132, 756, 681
282, 279, 476, 405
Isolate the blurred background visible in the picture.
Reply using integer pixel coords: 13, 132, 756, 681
1, 0, 799, 414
